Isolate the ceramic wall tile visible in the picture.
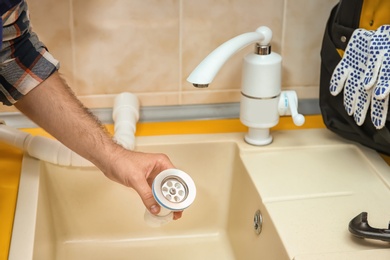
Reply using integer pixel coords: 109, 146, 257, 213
0, 0, 343, 112
181, 89, 241, 105
72, 0, 180, 96
78, 92, 180, 108
27, 0, 74, 86
282, 0, 339, 89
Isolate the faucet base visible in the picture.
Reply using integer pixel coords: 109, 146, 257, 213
244, 128, 272, 146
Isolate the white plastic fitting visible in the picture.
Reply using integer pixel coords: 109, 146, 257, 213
112, 92, 140, 150
144, 169, 196, 227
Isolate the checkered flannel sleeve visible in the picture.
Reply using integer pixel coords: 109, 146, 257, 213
0, 0, 59, 106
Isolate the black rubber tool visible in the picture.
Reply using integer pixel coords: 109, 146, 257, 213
349, 212, 390, 242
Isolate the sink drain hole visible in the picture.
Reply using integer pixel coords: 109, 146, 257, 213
254, 210, 263, 235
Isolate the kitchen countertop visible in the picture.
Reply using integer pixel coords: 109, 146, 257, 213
0, 143, 23, 259
2, 115, 390, 259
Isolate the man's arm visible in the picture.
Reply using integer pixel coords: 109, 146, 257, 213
14, 71, 182, 219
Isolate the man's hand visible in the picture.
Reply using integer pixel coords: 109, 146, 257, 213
15, 71, 182, 220
103, 147, 183, 220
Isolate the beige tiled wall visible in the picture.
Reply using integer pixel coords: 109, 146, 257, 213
1, 0, 339, 111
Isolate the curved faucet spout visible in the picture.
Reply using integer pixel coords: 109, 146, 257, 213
187, 26, 272, 87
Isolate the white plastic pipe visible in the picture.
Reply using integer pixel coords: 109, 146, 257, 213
0, 92, 140, 167
112, 92, 140, 150
0, 124, 93, 167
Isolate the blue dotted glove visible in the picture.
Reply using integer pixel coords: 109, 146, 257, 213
330, 29, 375, 126
362, 25, 390, 129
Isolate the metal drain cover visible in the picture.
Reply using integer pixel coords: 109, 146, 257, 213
161, 176, 188, 203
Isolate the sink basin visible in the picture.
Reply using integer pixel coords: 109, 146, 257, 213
9, 134, 287, 260
10, 129, 390, 259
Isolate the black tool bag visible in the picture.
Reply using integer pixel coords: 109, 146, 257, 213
319, 0, 390, 155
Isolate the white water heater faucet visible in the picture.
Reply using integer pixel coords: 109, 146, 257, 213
187, 26, 305, 145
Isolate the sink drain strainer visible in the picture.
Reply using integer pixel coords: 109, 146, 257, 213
161, 176, 188, 203
152, 169, 196, 212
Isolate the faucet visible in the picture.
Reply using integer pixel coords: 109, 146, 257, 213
187, 26, 305, 145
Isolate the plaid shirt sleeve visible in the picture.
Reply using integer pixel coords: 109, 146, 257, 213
0, 0, 22, 49
0, 0, 59, 106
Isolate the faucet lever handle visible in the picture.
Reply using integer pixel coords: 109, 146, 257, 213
278, 90, 305, 126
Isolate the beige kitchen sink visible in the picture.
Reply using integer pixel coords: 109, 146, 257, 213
9, 129, 390, 259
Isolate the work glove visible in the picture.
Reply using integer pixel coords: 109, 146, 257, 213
330, 29, 375, 126
362, 25, 390, 129
330, 26, 390, 129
